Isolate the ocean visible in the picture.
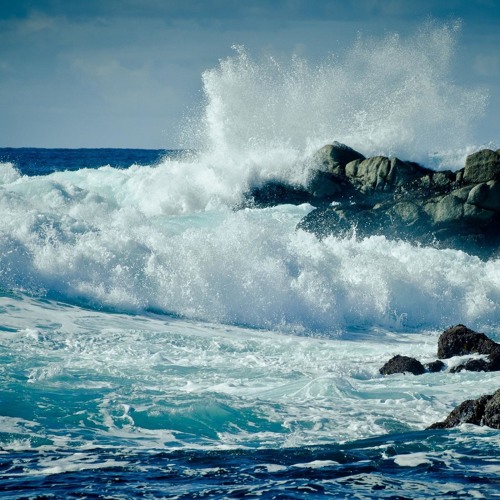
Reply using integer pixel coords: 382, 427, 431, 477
1, 23, 499, 498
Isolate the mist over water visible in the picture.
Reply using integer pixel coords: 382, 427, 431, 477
190, 21, 487, 172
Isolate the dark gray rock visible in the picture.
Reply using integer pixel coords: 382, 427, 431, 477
428, 389, 500, 430
425, 360, 445, 373
449, 358, 490, 373
436, 324, 500, 373
379, 355, 426, 376
483, 389, 500, 428
238, 181, 311, 209
463, 149, 500, 184
437, 324, 499, 359
428, 395, 492, 429
305, 170, 343, 199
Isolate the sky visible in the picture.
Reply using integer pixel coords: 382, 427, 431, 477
1, 0, 499, 149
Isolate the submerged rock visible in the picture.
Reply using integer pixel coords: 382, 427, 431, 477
379, 355, 426, 376
428, 389, 500, 430
425, 360, 445, 373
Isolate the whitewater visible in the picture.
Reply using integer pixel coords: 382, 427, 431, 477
1, 23, 499, 498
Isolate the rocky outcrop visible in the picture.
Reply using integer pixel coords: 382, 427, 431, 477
379, 355, 426, 376
428, 389, 500, 429
379, 325, 499, 377
241, 142, 500, 259
299, 146, 500, 259
437, 324, 500, 372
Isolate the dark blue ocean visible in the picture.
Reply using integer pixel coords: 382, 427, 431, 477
1, 24, 500, 498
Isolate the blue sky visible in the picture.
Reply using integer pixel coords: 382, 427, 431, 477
1, 0, 499, 148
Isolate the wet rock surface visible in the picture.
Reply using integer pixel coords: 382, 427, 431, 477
437, 324, 500, 372
241, 143, 500, 259
428, 389, 500, 430
379, 325, 500, 430
379, 355, 426, 376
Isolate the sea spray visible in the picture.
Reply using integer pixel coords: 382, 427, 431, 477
0, 22, 497, 333
186, 21, 487, 173
0, 164, 499, 332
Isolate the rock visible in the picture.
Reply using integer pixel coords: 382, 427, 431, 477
426, 193, 464, 224
449, 358, 490, 373
428, 389, 500, 430
463, 149, 500, 184
344, 156, 430, 193
436, 324, 500, 373
314, 142, 365, 172
238, 181, 311, 209
437, 324, 500, 359
483, 389, 500, 428
305, 170, 343, 199
239, 144, 500, 259
474, 181, 500, 211
466, 182, 489, 205
305, 142, 366, 200
425, 360, 445, 373
379, 355, 426, 376
428, 394, 492, 429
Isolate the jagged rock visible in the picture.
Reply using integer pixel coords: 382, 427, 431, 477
314, 142, 366, 172
463, 149, 500, 183
436, 324, 500, 373
379, 355, 426, 376
428, 389, 500, 430
437, 324, 499, 358
449, 358, 490, 373
239, 144, 500, 259
425, 360, 445, 373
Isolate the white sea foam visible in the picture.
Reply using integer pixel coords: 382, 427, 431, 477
394, 452, 432, 467
1, 294, 499, 451
0, 163, 499, 333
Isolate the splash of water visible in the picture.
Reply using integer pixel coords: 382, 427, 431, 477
186, 21, 487, 172
0, 23, 497, 333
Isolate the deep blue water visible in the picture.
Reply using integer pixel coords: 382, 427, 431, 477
0, 148, 179, 176
2, 430, 499, 499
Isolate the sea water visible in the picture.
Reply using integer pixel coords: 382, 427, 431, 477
1, 23, 499, 498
